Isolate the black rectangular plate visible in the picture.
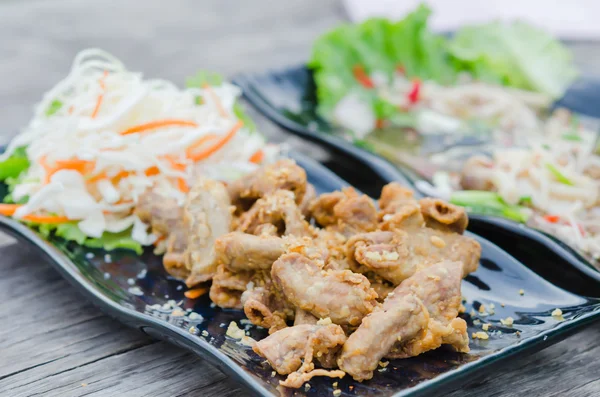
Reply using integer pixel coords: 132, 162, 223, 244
2, 150, 600, 397
233, 66, 600, 290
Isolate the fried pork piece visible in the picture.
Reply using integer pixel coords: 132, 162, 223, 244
299, 183, 316, 218
379, 183, 417, 215
209, 264, 255, 309
387, 261, 469, 358
162, 229, 189, 279
459, 155, 496, 191
377, 183, 425, 231
184, 178, 232, 287
368, 278, 396, 301
237, 190, 312, 237
310, 188, 378, 237
419, 198, 468, 235
380, 202, 425, 231
294, 309, 318, 326
347, 228, 480, 285
135, 187, 188, 278
227, 159, 307, 212
253, 324, 347, 388
241, 287, 289, 334
271, 253, 378, 326
338, 294, 429, 381
215, 232, 285, 271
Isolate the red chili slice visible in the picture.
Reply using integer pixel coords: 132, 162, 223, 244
407, 79, 421, 104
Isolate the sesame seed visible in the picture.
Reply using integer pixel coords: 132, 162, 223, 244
201, 330, 209, 337
519, 289, 525, 295
333, 382, 338, 387
271, 371, 276, 377
500, 317, 514, 326
551, 308, 563, 317
430, 235, 446, 248
472, 331, 489, 340
188, 312, 202, 321
482, 324, 490, 331
304, 383, 311, 391
333, 390, 342, 396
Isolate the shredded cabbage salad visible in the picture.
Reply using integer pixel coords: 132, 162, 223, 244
0, 49, 277, 253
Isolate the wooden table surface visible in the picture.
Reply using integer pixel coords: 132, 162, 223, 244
1, 1, 600, 396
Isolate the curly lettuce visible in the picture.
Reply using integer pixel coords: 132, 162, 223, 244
309, 4, 578, 123
309, 5, 454, 120
449, 21, 578, 98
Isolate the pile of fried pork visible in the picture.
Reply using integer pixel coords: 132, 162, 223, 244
136, 159, 482, 388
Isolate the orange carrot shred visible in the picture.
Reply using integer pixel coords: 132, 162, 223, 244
91, 71, 109, 118
184, 287, 209, 299
45, 158, 95, 184
119, 119, 198, 136
163, 157, 189, 192
177, 178, 189, 193
203, 83, 228, 118
1, 204, 72, 224
145, 166, 160, 177
249, 149, 264, 164
188, 121, 243, 162
153, 234, 166, 247
22, 214, 70, 224
186, 134, 218, 159
0, 204, 21, 216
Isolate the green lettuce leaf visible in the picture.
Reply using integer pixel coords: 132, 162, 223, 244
84, 228, 144, 254
450, 190, 531, 223
46, 100, 63, 116
33, 221, 143, 254
309, 5, 455, 120
186, 70, 224, 87
0, 146, 30, 181
449, 21, 578, 98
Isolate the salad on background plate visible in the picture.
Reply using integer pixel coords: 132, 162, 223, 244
304, 4, 600, 267
310, 4, 580, 146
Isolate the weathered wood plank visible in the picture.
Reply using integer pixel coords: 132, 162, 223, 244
0, 0, 599, 396
447, 323, 600, 397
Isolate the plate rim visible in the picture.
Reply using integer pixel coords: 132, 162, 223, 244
3, 212, 600, 397
2, 149, 600, 396
233, 65, 600, 285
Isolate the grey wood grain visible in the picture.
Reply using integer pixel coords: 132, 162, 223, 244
0, 0, 598, 396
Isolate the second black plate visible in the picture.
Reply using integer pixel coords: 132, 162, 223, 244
234, 66, 600, 291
